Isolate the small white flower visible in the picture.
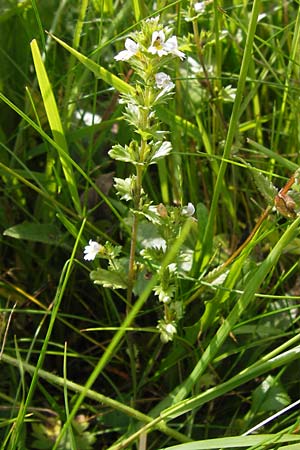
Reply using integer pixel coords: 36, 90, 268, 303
125, 102, 141, 120
146, 17, 159, 24
154, 285, 176, 303
83, 240, 102, 261
182, 202, 195, 216
165, 323, 177, 336
220, 85, 236, 103
194, 2, 206, 13
148, 30, 168, 57
148, 32, 185, 60
114, 38, 139, 61
158, 320, 177, 343
258, 12, 267, 22
163, 35, 185, 60
74, 109, 102, 126
155, 72, 175, 90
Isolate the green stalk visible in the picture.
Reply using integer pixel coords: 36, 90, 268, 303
63, 0, 89, 121
126, 138, 147, 402
163, 344, 300, 421
0, 352, 190, 445
127, 159, 145, 308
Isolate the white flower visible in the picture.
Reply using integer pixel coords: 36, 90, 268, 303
146, 17, 159, 24
114, 38, 139, 61
148, 31, 185, 60
258, 12, 267, 22
194, 2, 206, 13
74, 109, 101, 126
154, 285, 176, 303
148, 31, 167, 57
163, 35, 185, 60
182, 202, 195, 216
158, 320, 177, 343
165, 323, 177, 336
155, 72, 175, 90
223, 84, 236, 102
83, 240, 102, 261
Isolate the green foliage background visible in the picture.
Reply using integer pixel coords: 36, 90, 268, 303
1, 1, 300, 449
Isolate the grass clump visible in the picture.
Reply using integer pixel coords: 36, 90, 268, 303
1, 1, 300, 449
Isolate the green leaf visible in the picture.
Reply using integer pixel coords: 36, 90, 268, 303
239, 158, 278, 203
49, 33, 134, 96
251, 168, 278, 203
158, 434, 300, 449
191, 202, 209, 276
149, 141, 172, 164
109, 144, 135, 164
3, 222, 66, 246
90, 268, 127, 289
251, 375, 291, 413
196, 202, 209, 244
30, 39, 81, 214
114, 176, 135, 201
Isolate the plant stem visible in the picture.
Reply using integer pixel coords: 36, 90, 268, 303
126, 142, 146, 402
127, 163, 144, 308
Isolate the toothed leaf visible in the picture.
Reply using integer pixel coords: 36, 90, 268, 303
90, 268, 127, 289
251, 168, 278, 203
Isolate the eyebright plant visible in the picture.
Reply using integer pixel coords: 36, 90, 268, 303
83, 16, 195, 343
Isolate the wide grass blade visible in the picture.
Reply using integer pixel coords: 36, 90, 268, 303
49, 33, 135, 96
30, 39, 81, 214
158, 434, 300, 450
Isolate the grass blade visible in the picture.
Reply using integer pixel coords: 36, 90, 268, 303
30, 39, 81, 214
199, 0, 261, 269
49, 33, 135, 96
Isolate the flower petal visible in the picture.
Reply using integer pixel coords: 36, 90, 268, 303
83, 240, 102, 261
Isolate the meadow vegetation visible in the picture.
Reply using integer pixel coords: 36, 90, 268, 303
1, 1, 300, 449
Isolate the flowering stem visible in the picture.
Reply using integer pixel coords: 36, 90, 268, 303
126, 152, 147, 403
127, 145, 146, 308
127, 214, 139, 308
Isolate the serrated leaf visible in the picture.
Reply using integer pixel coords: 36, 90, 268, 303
149, 141, 172, 164
251, 168, 278, 203
238, 158, 278, 203
288, 189, 300, 213
108, 144, 135, 164
114, 176, 135, 201
90, 268, 127, 289
138, 221, 166, 251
